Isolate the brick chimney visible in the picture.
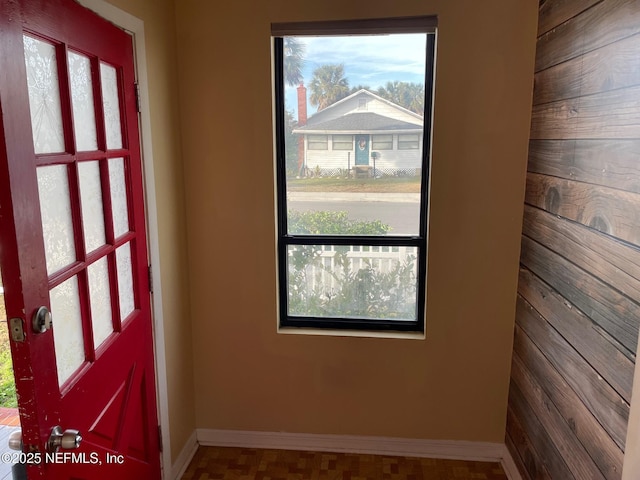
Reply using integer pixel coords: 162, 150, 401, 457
297, 82, 307, 126
297, 83, 307, 174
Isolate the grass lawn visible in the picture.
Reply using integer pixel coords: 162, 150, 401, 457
0, 297, 16, 408
287, 176, 420, 193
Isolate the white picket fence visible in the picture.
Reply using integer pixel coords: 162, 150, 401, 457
291, 245, 416, 294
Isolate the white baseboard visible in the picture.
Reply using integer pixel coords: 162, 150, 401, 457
170, 430, 198, 480
197, 428, 509, 462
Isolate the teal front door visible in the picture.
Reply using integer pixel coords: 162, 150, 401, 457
355, 135, 370, 165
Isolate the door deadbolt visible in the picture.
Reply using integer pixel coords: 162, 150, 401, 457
32, 306, 52, 333
48, 426, 82, 452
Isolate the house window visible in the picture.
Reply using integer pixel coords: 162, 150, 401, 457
307, 135, 328, 150
371, 134, 393, 150
398, 134, 420, 150
358, 98, 367, 110
332, 135, 353, 150
272, 17, 436, 333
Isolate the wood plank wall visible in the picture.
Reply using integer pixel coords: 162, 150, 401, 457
506, 0, 640, 478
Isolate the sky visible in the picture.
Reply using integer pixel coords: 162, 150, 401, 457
284, 33, 427, 118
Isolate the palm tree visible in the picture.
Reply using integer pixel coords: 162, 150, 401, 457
349, 84, 371, 94
309, 64, 350, 111
377, 81, 425, 115
283, 37, 305, 87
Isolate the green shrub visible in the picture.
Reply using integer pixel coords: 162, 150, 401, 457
288, 210, 390, 235
0, 341, 16, 408
286, 211, 416, 320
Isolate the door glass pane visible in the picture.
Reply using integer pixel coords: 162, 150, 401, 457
283, 34, 427, 236
100, 63, 123, 150
116, 243, 134, 320
50, 276, 85, 385
68, 51, 97, 151
287, 244, 418, 321
109, 158, 129, 237
23, 35, 65, 154
87, 258, 113, 349
78, 161, 106, 253
37, 165, 76, 274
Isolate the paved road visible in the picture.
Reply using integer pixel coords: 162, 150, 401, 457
288, 193, 420, 235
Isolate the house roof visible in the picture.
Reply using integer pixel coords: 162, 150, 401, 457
310, 89, 423, 123
293, 112, 422, 135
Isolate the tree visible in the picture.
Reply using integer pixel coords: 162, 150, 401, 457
377, 81, 425, 115
284, 109, 299, 175
283, 37, 305, 87
309, 64, 350, 111
349, 84, 371, 95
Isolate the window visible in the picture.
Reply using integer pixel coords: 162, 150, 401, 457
272, 17, 436, 333
332, 135, 353, 150
371, 134, 393, 150
308, 134, 328, 150
398, 134, 420, 150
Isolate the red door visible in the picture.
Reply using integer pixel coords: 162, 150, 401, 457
0, 0, 161, 478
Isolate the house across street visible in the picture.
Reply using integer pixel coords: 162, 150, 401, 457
293, 89, 424, 178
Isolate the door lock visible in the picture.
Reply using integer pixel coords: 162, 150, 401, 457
32, 306, 52, 333
48, 426, 82, 452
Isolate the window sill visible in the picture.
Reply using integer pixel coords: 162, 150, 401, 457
277, 326, 425, 340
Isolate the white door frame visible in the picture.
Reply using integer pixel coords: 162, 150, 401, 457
75, 0, 172, 476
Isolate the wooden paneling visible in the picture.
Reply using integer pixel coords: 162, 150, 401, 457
509, 1, 640, 478
522, 205, 640, 307
518, 266, 634, 401
505, 436, 531, 480
515, 296, 630, 449
508, 382, 575, 479
528, 139, 640, 193
525, 172, 640, 245
535, 0, 640, 72
538, 0, 603, 36
534, 32, 640, 105
520, 236, 640, 354
530, 85, 640, 139
510, 352, 605, 479
506, 409, 550, 480
513, 324, 624, 479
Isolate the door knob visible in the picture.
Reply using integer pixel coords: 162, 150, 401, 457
48, 426, 82, 452
7, 429, 21, 451
32, 306, 52, 333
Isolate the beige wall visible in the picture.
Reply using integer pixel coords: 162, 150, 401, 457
102, 0, 196, 462
175, 0, 537, 443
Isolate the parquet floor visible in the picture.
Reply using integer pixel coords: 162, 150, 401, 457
181, 446, 508, 480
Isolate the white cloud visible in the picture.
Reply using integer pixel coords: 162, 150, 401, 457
300, 34, 427, 87
284, 33, 428, 117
